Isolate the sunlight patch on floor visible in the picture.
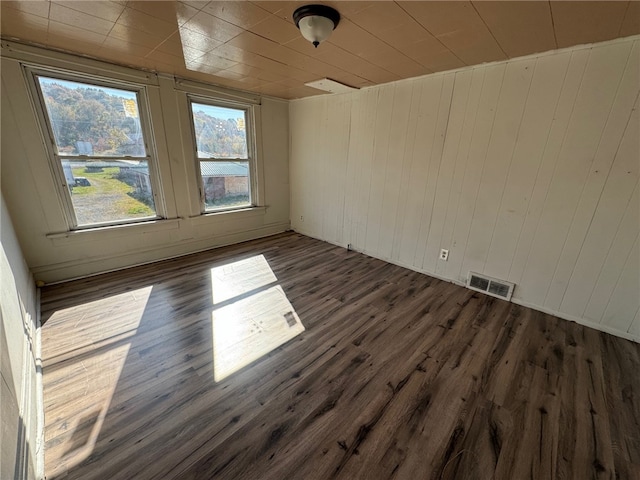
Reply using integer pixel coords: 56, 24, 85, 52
211, 257, 304, 382
210, 254, 277, 305
42, 286, 152, 476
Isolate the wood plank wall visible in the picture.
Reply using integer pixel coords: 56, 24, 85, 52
290, 36, 640, 341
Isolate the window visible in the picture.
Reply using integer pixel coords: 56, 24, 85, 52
31, 73, 161, 228
189, 100, 253, 212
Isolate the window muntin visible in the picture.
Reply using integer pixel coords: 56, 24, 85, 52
34, 74, 159, 227
190, 101, 252, 212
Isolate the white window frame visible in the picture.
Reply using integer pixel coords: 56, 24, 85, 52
187, 95, 258, 214
23, 65, 165, 230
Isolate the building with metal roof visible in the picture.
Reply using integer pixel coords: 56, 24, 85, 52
200, 161, 248, 177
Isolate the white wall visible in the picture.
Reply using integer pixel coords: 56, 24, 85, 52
1, 192, 41, 480
290, 36, 640, 341
1, 43, 290, 283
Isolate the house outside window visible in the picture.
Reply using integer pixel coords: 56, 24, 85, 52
189, 100, 254, 212
29, 71, 162, 228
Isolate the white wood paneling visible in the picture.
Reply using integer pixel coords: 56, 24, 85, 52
436, 67, 484, 280
396, 75, 447, 268
459, 59, 534, 280
1, 192, 42, 478
423, 69, 473, 275
444, 65, 501, 283
323, 97, 351, 245
544, 42, 639, 311
378, 81, 413, 260
364, 84, 396, 256
507, 49, 590, 289
562, 96, 640, 320
629, 309, 640, 338
519, 41, 632, 307
390, 80, 422, 263
349, 88, 378, 250
413, 74, 455, 268
601, 234, 640, 333
482, 53, 569, 281
584, 180, 639, 324
290, 36, 640, 341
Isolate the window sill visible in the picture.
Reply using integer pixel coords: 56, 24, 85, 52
189, 206, 266, 225
46, 218, 180, 246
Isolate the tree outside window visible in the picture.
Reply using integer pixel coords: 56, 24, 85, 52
190, 101, 253, 212
35, 75, 159, 227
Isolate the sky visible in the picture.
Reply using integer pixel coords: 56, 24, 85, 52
192, 102, 245, 121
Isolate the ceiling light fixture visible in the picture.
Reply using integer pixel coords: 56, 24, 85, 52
293, 4, 340, 48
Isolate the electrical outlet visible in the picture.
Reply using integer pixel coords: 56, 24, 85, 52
300, 215, 304, 222
440, 249, 449, 261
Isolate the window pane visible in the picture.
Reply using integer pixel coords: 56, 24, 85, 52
63, 160, 156, 225
191, 103, 247, 159
200, 161, 250, 210
38, 76, 146, 157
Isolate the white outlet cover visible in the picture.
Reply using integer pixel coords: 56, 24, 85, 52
440, 249, 449, 260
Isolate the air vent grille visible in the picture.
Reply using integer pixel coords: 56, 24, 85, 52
469, 275, 489, 291
467, 272, 514, 301
488, 282, 511, 298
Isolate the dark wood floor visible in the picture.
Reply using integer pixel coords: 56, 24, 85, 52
40, 232, 640, 480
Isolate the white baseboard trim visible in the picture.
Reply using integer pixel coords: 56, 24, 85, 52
292, 229, 639, 344
509, 298, 639, 343
34, 222, 290, 284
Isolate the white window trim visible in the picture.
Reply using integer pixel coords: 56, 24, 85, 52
2, 40, 159, 86
23, 65, 167, 230
174, 77, 260, 105
186, 94, 261, 214
45, 218, 181, 246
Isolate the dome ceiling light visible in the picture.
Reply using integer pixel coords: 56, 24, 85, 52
293, 4, 341, 48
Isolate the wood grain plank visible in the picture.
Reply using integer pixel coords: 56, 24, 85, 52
40, 232, 640, 480
551, 0, 630, 48
473, 0, 557, 57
